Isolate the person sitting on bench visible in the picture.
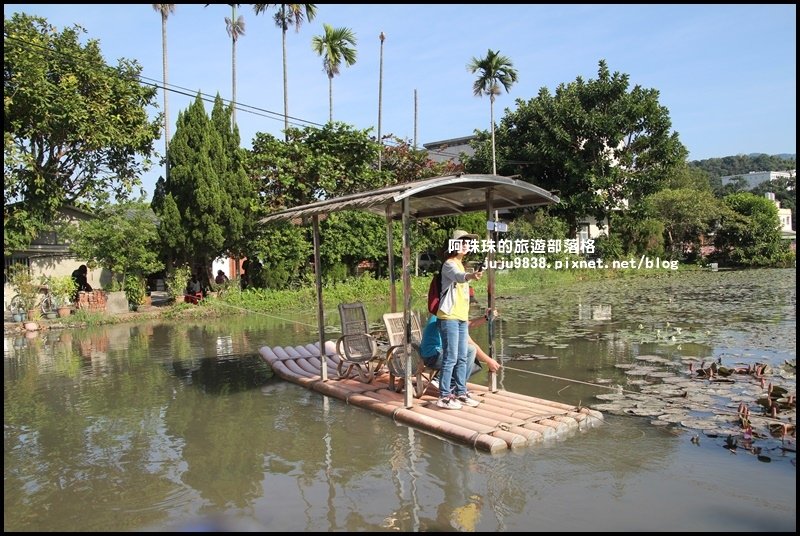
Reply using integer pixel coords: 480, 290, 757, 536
419, 309, 501, 389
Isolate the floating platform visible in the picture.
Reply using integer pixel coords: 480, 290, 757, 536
259, 341, 604, 454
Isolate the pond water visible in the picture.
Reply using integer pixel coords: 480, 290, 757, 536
3, 269, 795, 532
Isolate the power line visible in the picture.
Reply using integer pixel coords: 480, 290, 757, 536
5, 30, 470, 162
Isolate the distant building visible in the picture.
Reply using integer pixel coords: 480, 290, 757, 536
764, 192, 796, 246
721, 170, 795, 190
423, 135, 476, 164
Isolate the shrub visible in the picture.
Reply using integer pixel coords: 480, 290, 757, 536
6, 264, 39, 311
47, 274, 78, 307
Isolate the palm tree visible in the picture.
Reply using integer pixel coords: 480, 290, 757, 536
311, 23, 357, 123
467, 49, 518, 175
152, 4, 175, 175
225, 5, 246, 127
268, 4, 317, 139
206, 4, 245, 128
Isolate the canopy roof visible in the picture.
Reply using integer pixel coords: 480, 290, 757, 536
261, 174, 560, 223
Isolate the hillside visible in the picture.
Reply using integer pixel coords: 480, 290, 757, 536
688, 153, 796, 179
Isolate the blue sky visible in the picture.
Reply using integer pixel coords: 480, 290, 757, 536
5, 4, 797, 199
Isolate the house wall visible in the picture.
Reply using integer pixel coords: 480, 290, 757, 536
4, 205, 99, 310
3, 255, 103, 311
577, 215, 609, 244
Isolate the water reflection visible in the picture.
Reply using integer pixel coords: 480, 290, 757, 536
3, 269, 796, 532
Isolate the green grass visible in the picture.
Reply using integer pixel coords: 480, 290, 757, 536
39, 263, 700, 327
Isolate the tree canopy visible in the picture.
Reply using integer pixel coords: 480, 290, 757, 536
4, 13, 161, 254
467, 59, 688, 235
151, 94, 255, 279
713, 192, 786, 267
65, 200, 165, 284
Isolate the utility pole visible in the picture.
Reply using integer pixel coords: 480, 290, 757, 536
378, 31, 386, 171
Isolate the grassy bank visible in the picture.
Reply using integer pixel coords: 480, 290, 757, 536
6, 264, 696, 332
223, 262, 695, 315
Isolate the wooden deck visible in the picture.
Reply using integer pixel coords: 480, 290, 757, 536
259, 341, 604, 454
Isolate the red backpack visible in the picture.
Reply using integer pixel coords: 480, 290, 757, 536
427, 271, 444, 314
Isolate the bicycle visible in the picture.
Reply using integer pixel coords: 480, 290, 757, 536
38, 276, 58, 314
8, 279, 57, 315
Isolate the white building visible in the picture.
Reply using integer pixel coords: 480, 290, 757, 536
764, 192, 795, 243
721, 170, 795, 190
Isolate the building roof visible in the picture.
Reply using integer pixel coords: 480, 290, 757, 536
261, 174, 560, 223
423, 135, 477, 164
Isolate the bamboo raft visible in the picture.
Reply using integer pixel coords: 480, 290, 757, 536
259, 341, 604, 454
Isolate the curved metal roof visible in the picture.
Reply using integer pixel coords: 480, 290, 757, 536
261, 174, 560, 223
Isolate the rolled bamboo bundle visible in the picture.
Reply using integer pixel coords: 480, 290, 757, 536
307, 356, 336, 378
361, 391, 527, 450
283, 346, 302, 358
272, 346, 293, 361
265, 357, 303, 383
303, 342, 336, 360
460, 406, 544, 444
282, 357, 312, 379
312, 376, 403, 418
477, 395, 570, 434
259, 346, 277, 361
359, 391, 508, 453
480, 389, 581, 423
296, 345, 326, 377
294, 358, 323, 378
471, 384, 583, 413
415, 410, 527, 449
305, 340, 337, 358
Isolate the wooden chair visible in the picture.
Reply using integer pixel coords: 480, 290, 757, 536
335, 302, 386, 383
382, 311, 438, 397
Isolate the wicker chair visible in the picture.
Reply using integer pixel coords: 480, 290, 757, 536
382, 311, 438, 397
335, 302, 386, 383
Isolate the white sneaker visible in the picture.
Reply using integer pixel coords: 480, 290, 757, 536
457, 393, 480, 407
436, 396, 462, 410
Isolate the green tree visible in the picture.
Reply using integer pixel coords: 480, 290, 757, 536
319, 211, 386, 275
718, 175, 749, 197
153, 94, 254, 283
246, 221, 310, 289
382, 136, 462, 183
152, 4, 176, 166
4, 13, 161, 254
255, 4, 317, 139
65, 201, 165, 287
469, 59, 687, 236
646, 188, 722, 259
210, 94, 256, 266
713, 192, 785, 266
311, 23, 357, 122
249, 122, 382, 210
467, 49, 518, 175
663, 162, 713, 192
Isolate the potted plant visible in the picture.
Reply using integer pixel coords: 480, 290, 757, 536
47, 274, 78, 317
6, 264, 39, 320
123, 274, 146, 311
24, 309, 42, 332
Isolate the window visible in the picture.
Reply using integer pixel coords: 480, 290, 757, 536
4, 256, 30, 285
578, 223, 590, 246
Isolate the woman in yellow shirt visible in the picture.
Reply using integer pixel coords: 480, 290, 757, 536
436, 230, 483, 410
